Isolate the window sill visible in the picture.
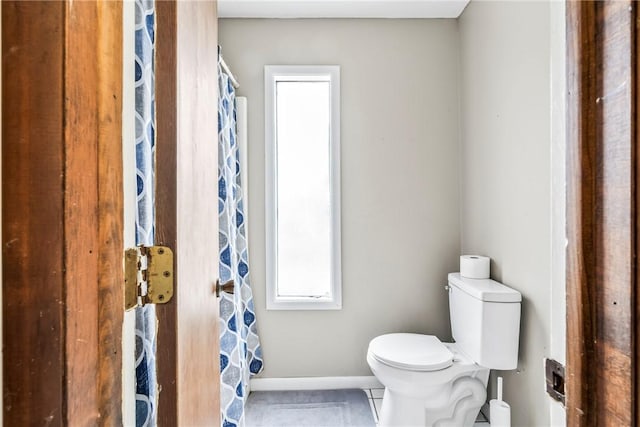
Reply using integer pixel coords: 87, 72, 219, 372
266, 296, 342, 311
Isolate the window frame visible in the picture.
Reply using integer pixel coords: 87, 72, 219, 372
264, 65, 342, 310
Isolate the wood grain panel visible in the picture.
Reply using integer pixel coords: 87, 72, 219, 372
175, 1, 220, 423
566, 1, 637, 425
636, 3, 640, 420
155, 1, 220, 424
94, 2, 124, 424
64, 2, 101, 423
155, 1, 179, 424
65, 2, 124, 423
595, 3, 634, 425
566, 2, 597, 423
2, 2, 66, 424
3, 1, 123, 424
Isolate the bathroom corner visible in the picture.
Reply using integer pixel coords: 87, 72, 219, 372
459, 1, 556, 425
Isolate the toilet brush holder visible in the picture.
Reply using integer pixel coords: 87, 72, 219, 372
490, 377, 511, 427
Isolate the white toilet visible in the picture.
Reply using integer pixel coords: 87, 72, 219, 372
367, 272, 521, 427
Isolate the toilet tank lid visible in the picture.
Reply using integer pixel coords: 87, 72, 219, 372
448, 273, 522, 303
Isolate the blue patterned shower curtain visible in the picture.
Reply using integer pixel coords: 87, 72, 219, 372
218, 60, 264, 427
134, 0, 157, 426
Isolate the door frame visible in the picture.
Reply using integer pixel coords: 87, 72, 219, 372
566, 1, 638, 425
2, 1, 221, 424
2, 1, 124, 424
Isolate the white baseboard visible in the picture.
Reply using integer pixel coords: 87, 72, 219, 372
250, 376, 383, 391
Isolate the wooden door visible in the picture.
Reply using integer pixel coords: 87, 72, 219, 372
566, 1, 638, 425
2, 1, 220, 424
155, 1, 221, 425
2, 1, 124, 424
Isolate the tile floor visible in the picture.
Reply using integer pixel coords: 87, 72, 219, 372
362, 388, 490, 426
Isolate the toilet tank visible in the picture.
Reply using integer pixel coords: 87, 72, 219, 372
447, 273, 521, 370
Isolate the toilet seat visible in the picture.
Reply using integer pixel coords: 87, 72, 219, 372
368, 333, 453, 372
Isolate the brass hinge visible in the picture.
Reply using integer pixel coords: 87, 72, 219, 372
124, 246, 174, 310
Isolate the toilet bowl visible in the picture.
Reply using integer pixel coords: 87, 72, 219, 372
367, 334, 489, 427
367, 273, 521, 427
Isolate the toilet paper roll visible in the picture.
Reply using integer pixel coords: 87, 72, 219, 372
460, 255, 490, 279
490, 399, 511, 427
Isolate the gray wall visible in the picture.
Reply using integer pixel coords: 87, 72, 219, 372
459, 2, 551, 425
219, 19, 461, 377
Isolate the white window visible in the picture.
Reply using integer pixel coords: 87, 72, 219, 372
265, 65, 341, 310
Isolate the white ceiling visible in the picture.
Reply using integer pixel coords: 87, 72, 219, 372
218, 0, 471, 19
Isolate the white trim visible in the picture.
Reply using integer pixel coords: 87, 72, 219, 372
250, 376, 383, 391
218, 0, 470, 19
121, 1, 136, 424
264, 65, 342, 310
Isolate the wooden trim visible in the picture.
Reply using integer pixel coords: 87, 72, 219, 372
154, 1, 220, 424
566, 2, 597, 424
2, 2, 66, 423
566, 1, 637, 425
94, 2, 125, 423
2, 1, 123, 424
64, 2, 124, 423
64, 1, 101, 421
636, 0, 640, 419
155, 1, 179, 424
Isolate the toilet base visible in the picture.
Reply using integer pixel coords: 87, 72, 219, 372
377, 374, 489, 427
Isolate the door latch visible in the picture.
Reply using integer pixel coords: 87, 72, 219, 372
545, 358, 565, 405
125, 246, 174, 310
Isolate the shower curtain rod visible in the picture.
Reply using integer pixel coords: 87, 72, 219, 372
220, 55, 240, 89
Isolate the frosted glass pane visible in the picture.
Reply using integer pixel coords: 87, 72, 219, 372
275, 81, 331, 297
